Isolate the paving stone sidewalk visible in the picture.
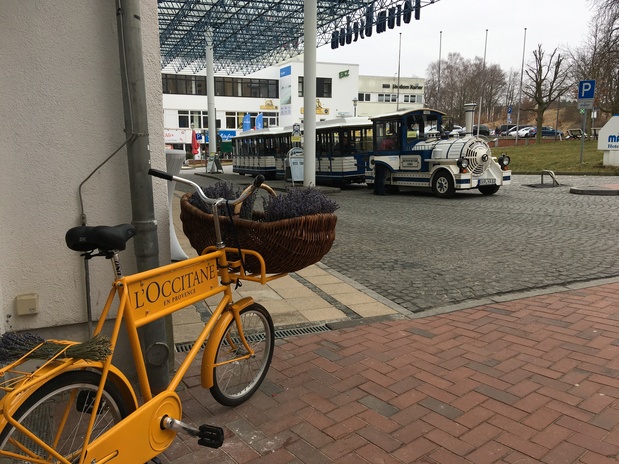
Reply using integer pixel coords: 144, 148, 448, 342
160, 281, 619, 464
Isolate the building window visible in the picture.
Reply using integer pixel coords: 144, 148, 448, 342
164, 74, 278, 98
190, 111, 201, 128
317, 78, 332, 98
178, 110, 189, 128
226, 112, 236, 130
358, 93, 370, 102
195, 76, 206, 95
177, 110, 223, 129
378, 93, 400, 103
298, 77, 333, 98
175, 75, 187, 95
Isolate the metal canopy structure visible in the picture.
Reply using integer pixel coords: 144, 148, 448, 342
158, 0, 439, 75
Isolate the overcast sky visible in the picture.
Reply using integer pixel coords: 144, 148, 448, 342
315, 0, 596, 79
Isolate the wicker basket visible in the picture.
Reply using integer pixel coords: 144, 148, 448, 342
180, 193, 337, 274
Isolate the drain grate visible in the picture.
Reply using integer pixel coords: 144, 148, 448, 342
275, 324, 330, 339
174, 324, 330, 353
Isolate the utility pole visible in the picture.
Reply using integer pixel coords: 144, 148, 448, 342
515, 28, 527, 146
116, 0, 169, 393
396, 33, 402, 111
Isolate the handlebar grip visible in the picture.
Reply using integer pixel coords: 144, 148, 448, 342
253, 175, 265, 189
148, 169, 174, 181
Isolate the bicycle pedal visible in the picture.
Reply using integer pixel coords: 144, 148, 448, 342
197, 424, 224, 448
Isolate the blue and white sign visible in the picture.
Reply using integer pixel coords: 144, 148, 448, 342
578, 80, 596, 110
507, 106, 512, 124
598, 116, 619, 151
578, 80, 596, 99
202, 130, 237, 143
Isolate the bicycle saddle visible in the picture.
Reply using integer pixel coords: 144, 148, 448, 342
65, 224, 136, 252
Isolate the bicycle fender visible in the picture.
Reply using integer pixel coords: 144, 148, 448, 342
0, 362, 139, 436
201, 297, 255, 388
71, 360, 139, 413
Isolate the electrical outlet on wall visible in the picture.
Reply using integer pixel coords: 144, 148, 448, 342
15, 294, 38, 316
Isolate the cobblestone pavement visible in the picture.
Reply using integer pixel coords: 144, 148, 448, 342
319, 174, 619, 314
179, 170, 619, 316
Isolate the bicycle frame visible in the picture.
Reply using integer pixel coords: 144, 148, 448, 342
0, 170, 285, 462
0, 223, 285, 462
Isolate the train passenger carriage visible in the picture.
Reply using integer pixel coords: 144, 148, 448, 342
367, 107, 511, 198
231, 117, 372, 185
232, 127, 290, 179
313, 117, 372, 185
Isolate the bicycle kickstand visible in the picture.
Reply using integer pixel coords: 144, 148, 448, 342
161, 416, 225, 448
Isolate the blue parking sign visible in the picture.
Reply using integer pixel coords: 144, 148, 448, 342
578, 80, 596, 99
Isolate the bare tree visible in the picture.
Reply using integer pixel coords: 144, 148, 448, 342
568, 0, 618, 116
591, 0, 619, 115
483, 64, 506, 124
522, 45, 571, 142
424, 53, 507, 127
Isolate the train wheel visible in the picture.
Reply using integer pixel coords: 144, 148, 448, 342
432, 172, 455, 198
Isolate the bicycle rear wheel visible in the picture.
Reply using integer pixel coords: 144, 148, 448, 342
210, 303, 274, 406
0, 370, 129, 463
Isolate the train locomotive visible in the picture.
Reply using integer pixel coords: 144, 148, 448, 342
367, 105, 511, 198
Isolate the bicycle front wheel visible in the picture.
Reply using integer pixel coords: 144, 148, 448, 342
210, 303, 274, 406
0, 370, 129, 463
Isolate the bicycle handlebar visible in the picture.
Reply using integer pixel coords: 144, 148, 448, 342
148, 168, 265, 207
148, 168, 174, 182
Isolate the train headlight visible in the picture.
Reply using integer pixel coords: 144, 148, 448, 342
498, 154, 510, 169
457, 157, 469, 172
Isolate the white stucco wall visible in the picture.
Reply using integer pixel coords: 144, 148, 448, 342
0, 1, 169, 335
279, 58, 360, 127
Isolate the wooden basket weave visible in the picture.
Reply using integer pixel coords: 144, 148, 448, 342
180, 193, 337, 274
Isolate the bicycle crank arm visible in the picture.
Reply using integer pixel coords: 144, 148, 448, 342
161, 416, 224, 448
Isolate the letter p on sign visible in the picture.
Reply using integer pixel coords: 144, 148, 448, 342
578, 80, 596, 99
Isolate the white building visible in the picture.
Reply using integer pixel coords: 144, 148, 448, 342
162, 56, 425, 156
356, 75, 425, 116
0, 1, 169, 339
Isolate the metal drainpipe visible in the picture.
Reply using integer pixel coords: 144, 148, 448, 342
116, 0, 169, 394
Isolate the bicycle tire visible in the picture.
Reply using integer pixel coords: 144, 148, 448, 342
210, 303, 274, 406
0, 370, 129, 463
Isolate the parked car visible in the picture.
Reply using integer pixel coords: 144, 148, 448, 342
497, 124, 516, 136
518, 126, 536, 138
541, 126, 564, 138
448, 125, 466, 137
507, 126, 535, 138
506, 126, 523, 137
472, 125, 490, 137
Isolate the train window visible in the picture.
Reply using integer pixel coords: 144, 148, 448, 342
375, 120, 401, 151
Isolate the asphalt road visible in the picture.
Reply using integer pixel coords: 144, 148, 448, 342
178, 168, 619, 315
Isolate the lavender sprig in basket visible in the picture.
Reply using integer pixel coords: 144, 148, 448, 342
181, 182, 338, 274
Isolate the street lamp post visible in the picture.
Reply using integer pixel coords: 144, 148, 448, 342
352, 97, 358, 117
